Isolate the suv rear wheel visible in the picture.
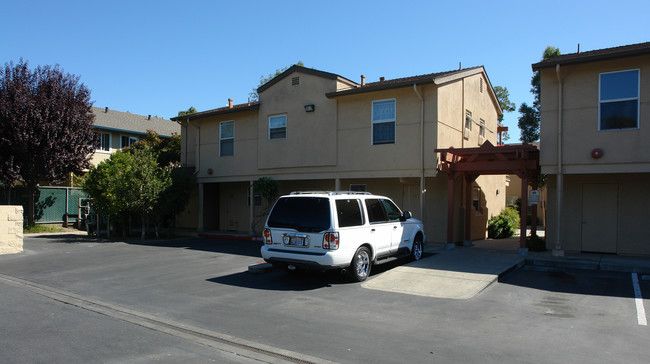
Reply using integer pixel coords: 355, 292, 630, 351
348, 246, 371, 282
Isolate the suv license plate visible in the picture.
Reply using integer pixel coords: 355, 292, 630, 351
284, 235, 306, 247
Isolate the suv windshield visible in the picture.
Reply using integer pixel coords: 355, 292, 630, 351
267, 197, 331, 232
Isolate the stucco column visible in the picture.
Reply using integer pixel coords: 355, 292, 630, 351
445, 176, 455, 250
249, 181, 255, 235
463, 176, 472, 246
518, 174, 528, 256
197, 182, 204, 233
335, 178, 341, 191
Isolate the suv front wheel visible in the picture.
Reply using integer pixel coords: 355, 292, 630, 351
348, 246, 372, 282
410, 235, 423, 261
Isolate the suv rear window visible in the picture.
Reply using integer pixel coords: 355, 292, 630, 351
267, 197, 331, 232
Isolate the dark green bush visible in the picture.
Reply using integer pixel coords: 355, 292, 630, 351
487, 207, 520, 239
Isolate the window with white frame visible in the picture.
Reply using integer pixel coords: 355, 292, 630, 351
599, 69, 639, 130
479, 119, 485, 139
464, 110, 472, 139
220, 121, 234, 156
96, 132, 110, 152
372, 99, 396, 144
473, 186, 482, 214
121, 136, 138, 148
269, 115, 287, 139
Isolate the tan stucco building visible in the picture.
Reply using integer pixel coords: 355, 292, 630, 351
533, 42, 650, 256
173, 65, 506, 244
91, 106, 180, 167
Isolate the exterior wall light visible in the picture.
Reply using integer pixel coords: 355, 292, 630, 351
304, 104, 315, 112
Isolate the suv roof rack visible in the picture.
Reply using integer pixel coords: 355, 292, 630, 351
289, 191, 371, 196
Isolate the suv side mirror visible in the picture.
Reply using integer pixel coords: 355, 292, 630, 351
401, 211, 412, 221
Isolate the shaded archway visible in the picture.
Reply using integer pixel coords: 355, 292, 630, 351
435, 141, 540, 253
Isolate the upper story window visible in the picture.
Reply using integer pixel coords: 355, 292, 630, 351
372, 99, 396, 145
121, 136, 138, 149
479, 119, 485, 139
464, 110, 472, 139
269, 115, 287, 140
220, 121, 234, 156
96, 132, 110, 152
599, 69, 639, 130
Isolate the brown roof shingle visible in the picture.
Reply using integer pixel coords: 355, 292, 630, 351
170, 102, 260, 121
326, 66, 484, 97
531, 42, 650, 71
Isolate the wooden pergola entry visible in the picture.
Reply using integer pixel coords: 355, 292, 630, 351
435, 141, 540, 252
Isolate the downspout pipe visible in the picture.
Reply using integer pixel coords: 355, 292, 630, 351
413, 84, 425, 220
554, 64, 565, 257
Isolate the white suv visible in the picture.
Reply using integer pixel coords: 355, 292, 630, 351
260, 191, 425, 282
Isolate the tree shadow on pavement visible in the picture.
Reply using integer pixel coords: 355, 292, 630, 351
28, 235, 264, 258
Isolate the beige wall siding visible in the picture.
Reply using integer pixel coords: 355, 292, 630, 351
258, 73, 338, 169
545, 173, 650, 255
437, 74, 500, 150
540, 54, 650, 174
193, 110, 259, 179
336, 87, 427, 175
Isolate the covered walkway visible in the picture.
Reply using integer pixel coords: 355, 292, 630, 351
435, 141, 540, 254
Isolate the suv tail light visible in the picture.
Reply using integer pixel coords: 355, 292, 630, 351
263, 228, 273, 245
322, 232, 339, 250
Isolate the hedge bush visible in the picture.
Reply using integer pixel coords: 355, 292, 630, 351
487, 207, 520, 239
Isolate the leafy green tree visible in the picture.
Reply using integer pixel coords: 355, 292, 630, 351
83, 132, 191, 239
0, 59, 97, 225
518, 46, 561, 142
177, 106, 197, 116
249, 61, 304, 101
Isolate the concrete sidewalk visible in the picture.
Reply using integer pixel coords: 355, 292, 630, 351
361, 234, 650, 300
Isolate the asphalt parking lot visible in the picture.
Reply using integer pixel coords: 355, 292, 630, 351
1, 234, 649, 363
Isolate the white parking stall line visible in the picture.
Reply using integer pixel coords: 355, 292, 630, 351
632, 273, 647, 326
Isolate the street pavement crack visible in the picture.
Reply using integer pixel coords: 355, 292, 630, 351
0, 273, 336, 364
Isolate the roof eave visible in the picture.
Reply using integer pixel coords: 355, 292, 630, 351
170, 103, 260, 122
532, 45, 650, 71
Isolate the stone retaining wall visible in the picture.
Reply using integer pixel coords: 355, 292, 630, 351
0, 205, 23, 254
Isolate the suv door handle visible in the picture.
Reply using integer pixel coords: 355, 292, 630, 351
371, 228, 376, 232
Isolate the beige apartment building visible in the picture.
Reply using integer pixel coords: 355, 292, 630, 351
173, 65, 506, 244
533, 42, 650, 256
91, 106, 180, 167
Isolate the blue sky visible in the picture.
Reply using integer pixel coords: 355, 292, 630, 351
2, 0, 648, 141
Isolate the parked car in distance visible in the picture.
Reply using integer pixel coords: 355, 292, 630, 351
260, 191, 426, 282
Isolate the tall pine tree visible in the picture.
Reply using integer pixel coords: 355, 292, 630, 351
518, 46, 561, 143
